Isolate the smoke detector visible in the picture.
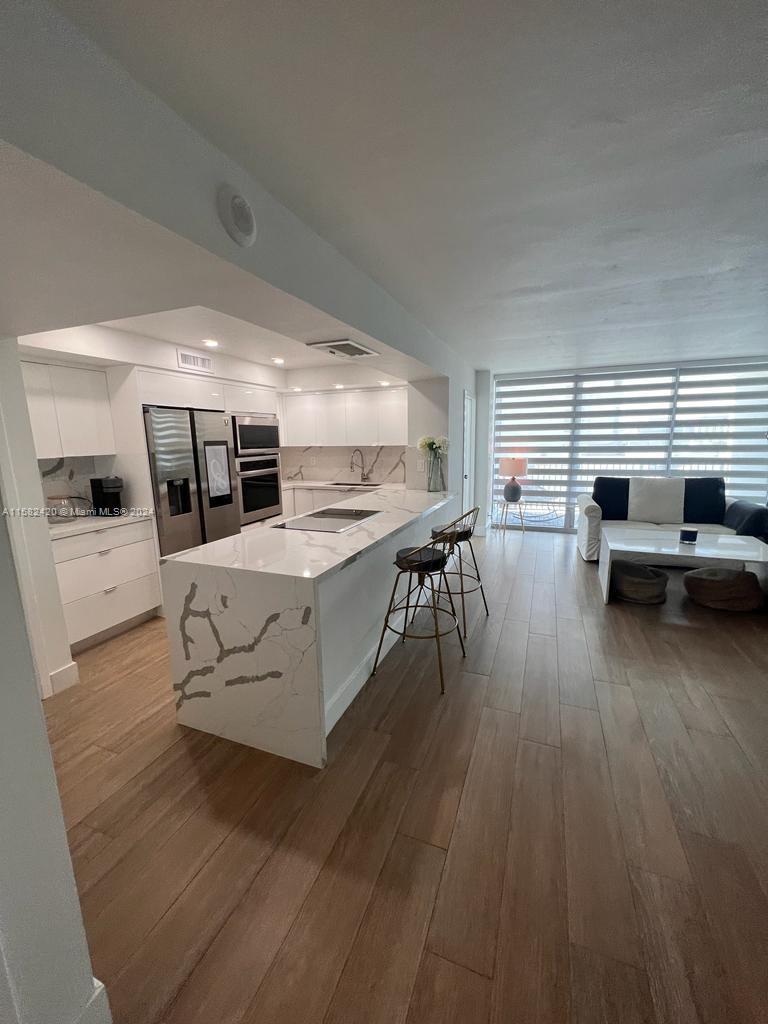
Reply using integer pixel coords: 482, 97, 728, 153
304, 338, 378, 359
217, 185, 257, 247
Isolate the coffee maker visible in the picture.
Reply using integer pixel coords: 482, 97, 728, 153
90, 476, 124, 517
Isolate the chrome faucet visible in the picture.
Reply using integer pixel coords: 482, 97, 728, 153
350, 448, 370, 482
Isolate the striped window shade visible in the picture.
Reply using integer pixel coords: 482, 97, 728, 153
492, 361, 768, 530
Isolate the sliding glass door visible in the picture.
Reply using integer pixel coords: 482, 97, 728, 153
492, 360, 768, 531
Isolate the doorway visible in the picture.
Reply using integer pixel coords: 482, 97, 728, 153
462, 390, 475, 511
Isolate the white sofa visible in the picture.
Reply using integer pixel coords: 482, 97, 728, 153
576, 491, 737, 562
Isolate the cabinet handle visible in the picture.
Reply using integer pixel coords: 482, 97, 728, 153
103, 586, 117, 594
97, 549, 111, 556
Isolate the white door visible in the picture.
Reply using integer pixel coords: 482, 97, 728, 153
462, 391, 475, 511
21, 362, 62, 459
49, 365, 116, 456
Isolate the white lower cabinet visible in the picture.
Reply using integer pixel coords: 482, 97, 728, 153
52, 519, 161, 645
63, 575, 162, 645
282, 488, 296, 518
293, 488, 315, 515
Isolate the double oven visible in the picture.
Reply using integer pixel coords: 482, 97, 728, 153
232, 414, 283, 525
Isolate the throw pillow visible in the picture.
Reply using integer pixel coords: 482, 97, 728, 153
592, 477, 629, 520
723, 500, 768, 541
683, 477, 726, 524
628, 477, 684, 524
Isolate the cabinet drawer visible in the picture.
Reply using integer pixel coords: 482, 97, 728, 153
57, 539, 158, 603
63, 573, 162, 644
52, 519, 154, 563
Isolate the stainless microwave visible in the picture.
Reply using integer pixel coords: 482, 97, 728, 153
232, 414, 280, 457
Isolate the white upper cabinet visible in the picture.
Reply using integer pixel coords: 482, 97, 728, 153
281, 388, 407, 447
282, 393, 321, 446
316, 393, 347, 446
22, 362, 116, 458
137, 370, 224, 410
377, 388, 408, 445
223, 384, 277, 415
21, 362, 62, 459
48, 365, 116, 456
344, 391, 379, 446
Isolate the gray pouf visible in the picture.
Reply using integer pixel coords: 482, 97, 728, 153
683, 567, 765, 611
611, 560, 669, 604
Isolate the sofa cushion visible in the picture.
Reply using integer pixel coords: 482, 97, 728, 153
592, 477, 629, 520
723, 499, 768, 540
683, 477, 725, 524
628, 477, 684, 525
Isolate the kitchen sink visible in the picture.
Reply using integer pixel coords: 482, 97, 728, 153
329, 482, 381, 487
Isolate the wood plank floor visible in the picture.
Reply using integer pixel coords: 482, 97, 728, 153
45, 531, 768, 1024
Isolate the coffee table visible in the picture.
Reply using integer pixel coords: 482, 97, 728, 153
598, 528, 768, 604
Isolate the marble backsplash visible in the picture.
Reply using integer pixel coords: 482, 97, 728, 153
38, 456, 114, 502
280, 445, 406, 484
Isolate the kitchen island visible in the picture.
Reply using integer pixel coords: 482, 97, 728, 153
160, 487, 456, 766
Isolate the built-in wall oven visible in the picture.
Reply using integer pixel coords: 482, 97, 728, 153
236, 454, 283, 524
233, 413, 280, 457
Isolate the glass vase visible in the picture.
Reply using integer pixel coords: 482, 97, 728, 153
427, 451, 443, 492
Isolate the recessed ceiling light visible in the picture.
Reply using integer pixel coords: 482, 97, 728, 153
203, 339, 219, 348
378, 380, 390, 387
292, 387, 303, 392
335, 384, 344, 389
245, 391, 253, 395
271, 357, 285, 365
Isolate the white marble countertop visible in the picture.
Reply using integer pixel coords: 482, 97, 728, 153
166, 488, 455, 581
281, 479, 405, 492
49, 512, 153, 540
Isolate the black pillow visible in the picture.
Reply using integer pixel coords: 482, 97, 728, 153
724, 499, 768, 541
592, 477, 629, 520
683, 477, 725, 524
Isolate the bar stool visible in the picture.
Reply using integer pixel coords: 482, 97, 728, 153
431, 507, 489, 638
372, 527, 466, 694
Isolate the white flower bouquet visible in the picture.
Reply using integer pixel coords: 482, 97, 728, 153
417, 436, 448, 490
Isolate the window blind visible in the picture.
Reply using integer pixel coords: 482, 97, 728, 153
493, 360, 768, 529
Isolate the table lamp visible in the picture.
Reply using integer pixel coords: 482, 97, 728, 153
500, 457, 527, 502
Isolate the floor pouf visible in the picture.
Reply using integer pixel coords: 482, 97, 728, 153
611, 560, 669, 604
683, 567, 765, 611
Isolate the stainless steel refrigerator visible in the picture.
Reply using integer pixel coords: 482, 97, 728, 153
143, 405, 241, 556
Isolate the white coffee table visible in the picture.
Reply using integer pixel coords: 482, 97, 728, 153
598, 528, 768, 604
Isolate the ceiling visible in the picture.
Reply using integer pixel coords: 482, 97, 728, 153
103, 306, 409, 384
50, 0, 768, 372
0, 144, 430, 382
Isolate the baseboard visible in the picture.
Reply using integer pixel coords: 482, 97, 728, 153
49, 659, 79, 694
75, 980, 112, 1024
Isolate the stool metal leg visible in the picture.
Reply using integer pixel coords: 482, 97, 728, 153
429, 574, 445, 694
467, 539, 490, 617
372, 570, 402, 675
440, 570, 467, 659
402, 570, 412, 643
456, 541, 468, 637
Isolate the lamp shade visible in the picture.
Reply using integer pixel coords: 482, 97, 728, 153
499, 457, 527, 478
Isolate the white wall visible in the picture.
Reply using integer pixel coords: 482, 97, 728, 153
0, 480, 110, 1023
0, 339, 78, 698
20, 324, 286, 390
405, 378, 450, 490
1, 0, 475, 490
474, 370, 492, 534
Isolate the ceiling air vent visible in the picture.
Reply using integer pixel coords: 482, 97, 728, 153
304, 339, 378, 359
177, 348, 215, 374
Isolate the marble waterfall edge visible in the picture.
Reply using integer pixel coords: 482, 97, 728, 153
162, 560, 325, 766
